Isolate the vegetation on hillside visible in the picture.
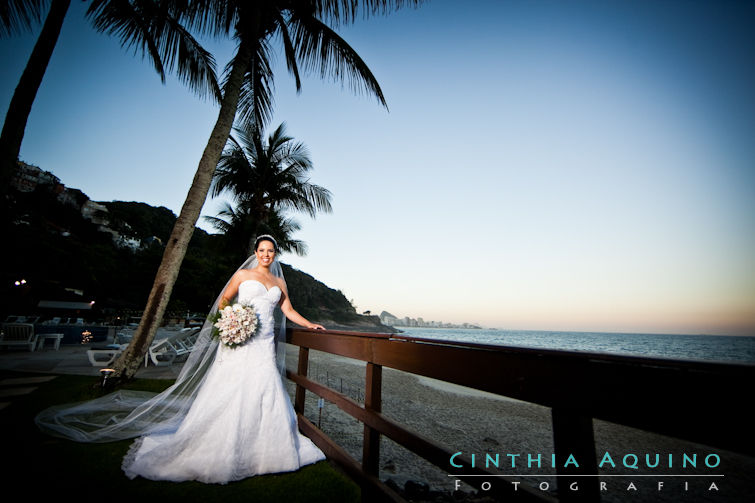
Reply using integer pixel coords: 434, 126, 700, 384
2, 184, 386, 329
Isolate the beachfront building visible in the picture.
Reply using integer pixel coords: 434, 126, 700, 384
379, 311, 400, 326
11, 161, 60, 193
380, 310, 482, 329
81, 200, 110, 226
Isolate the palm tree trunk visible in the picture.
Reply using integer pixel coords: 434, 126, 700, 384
110, 38, 255, 382
0, 0, 70, 195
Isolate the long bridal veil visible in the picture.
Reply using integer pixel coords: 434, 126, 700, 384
35, 255, 288, 443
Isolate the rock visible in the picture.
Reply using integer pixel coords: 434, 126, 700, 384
383, 459, 397, 473
385, 478, 403, 494
405, 480, 431, 499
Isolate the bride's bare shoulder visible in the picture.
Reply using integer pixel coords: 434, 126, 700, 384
232, 270, 258, 283
274, 276, 287, 291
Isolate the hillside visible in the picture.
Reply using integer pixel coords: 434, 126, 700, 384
282, 265, 392, 331
2, 181, 391, 331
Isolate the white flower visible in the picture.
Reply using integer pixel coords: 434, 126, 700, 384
212, 303, 259, 347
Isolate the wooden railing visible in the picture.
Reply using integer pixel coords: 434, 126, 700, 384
285, 328, 755, 502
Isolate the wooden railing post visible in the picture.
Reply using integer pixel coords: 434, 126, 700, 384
295, 346, 309, 414
551, 407, 600, 503
363, 362, 383, 477
286, 328, 754, 503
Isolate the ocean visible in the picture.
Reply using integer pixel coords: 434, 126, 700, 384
394, 327, 755, 365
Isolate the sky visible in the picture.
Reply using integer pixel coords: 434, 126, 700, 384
1, 0, 754, 335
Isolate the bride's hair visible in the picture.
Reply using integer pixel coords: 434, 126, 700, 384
254, 234, 278, 252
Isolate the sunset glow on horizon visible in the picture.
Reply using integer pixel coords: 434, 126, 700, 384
2, 0, 753, 336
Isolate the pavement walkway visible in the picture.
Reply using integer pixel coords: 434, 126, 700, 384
0, 344, 183, 379
0, 344, 182, 410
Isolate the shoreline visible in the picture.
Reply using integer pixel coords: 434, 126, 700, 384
291, 348, 755, 502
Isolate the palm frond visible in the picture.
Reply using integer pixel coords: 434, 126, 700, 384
179, 0, 237, 38
288, 11, 386, 109
314, 0, 424, 27
87, 0, 219, 100
255, 211, 308, 257
87, 0, 167, 81
210, 119, 332, 233
0, 0, 49, 37
274, 9, 302, 92
302, 183, 333, 213
211, 143, 250, 198
230, 36, 276, 128
202, 200, 235, 233
154, 8, 221, 100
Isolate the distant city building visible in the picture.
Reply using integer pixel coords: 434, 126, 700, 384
379, 311, 399, 326
11, 161, 60, 192
378, 310, 481, 329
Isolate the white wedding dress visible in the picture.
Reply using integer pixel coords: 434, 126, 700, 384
122, 280, 325, 483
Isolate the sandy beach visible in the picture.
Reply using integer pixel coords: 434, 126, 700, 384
288, 347, 755, 503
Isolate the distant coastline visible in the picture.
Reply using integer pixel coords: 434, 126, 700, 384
379, 311, 482, 330
392, 327, 755, 364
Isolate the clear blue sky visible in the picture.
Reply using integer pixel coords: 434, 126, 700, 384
2, 0, 753, 335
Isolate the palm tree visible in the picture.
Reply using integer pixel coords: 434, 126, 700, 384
204, 202, 307, 262
0, 0, 219, 200
1, 0, 69, 196
111, 0, 422, 381
211, 120, 331, 248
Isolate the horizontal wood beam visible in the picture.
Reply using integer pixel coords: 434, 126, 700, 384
287, 370, 553, 502
288, 328, 755, 455
296, 413, 405, 503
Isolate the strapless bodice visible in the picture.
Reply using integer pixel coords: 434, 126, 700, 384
236, 280, 280, 340
238, 279, 281, 305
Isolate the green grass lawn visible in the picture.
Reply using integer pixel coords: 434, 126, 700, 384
0, 371, 360, 503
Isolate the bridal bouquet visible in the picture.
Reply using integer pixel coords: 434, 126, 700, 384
209, 303, 259, 347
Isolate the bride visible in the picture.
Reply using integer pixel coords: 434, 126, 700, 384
36, 234, 327, 484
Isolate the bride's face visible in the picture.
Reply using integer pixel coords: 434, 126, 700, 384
255, 240, 276, 267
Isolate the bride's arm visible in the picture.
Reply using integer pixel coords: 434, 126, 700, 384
218, 272, 244, 310
278, 280, 325, 330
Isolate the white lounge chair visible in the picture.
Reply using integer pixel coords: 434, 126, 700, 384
87, 345, 126, 367
144, 336, 178, 367
36, 332, 64, 350
0, 323, 38, 352
88, 328, 202, 368
113, 328, 135, 344
172, 328, 200, 356
144, 328, 200, 366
